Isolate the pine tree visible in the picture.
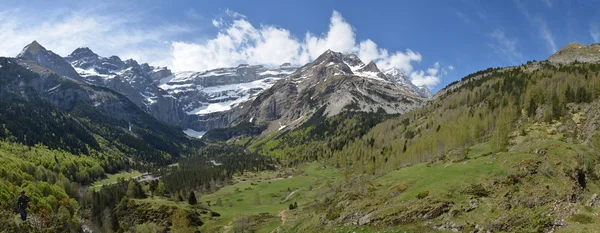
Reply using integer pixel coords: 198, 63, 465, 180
176, 191, 184, 202
188, 191, 197, 205
527, 98, 537, 118
155, 180, 166, 197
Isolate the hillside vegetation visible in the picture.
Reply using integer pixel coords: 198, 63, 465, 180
211, 60, 600, 232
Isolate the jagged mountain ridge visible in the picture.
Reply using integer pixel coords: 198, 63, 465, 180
2, 56, 194, 161
64, 47, 182, 126
15, 41, 431, 137
229, 49, 427, 135
64, 46, 298, 134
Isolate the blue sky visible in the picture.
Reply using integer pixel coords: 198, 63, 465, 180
1, 0, 600, 91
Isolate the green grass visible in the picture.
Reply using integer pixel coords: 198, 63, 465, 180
90, 170, 142, 191
133, 196, 192, 210
200, 162, 339, 232
186, 122, 600, 232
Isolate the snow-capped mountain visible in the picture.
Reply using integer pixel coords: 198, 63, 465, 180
55, 44, 431, 136
159, 64, 296, 116
65, 48, 181, 126
67, 47, 298, 134
228, 49, 427, 134
383, 67, 432, 98
158, 64, 297, 136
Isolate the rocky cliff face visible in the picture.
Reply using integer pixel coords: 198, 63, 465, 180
158, 64, 297, 133
228, 50, 427, 135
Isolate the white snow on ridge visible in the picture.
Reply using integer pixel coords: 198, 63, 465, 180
354, 71, 389, 82
163, 71, 197, 83
159, 83, 194, 90
183, 129, 206, 138
258, 70, 294, 76
185, 78, 282, 115
74, 67, 114, 79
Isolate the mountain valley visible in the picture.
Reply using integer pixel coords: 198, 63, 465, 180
3, 38, 600, 233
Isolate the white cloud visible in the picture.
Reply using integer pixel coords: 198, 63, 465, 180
410, 62, 450, 87
171, 10, 447, 88
489, 29, 524, 64
0, 7, 193, 68
538, 19, 557, 53
591, 24, 600, 42
0, 6, 450, 89
515, 0, 557, 53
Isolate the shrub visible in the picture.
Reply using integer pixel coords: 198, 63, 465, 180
464, 184, 490, 197
416, 191, 429, 199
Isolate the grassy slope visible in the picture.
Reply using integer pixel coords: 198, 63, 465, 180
90, 170, 142, 191
201, 117, 600, 232
199, 162, 339, 232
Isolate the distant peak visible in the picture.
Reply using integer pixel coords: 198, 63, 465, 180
18, 40, 46, 57
279, 62, 292, 68
549, 42, 600, 64
69, 47, 98, 58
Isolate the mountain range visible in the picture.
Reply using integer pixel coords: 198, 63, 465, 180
12, 40, 432, 138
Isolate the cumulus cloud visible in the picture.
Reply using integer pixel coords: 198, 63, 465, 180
410, 62, 452, 87
0, 6, 194, 67
0, 5, 450, 89
172, 10, 449, 88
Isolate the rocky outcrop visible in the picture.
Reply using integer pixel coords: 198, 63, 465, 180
548, 42, 600, 64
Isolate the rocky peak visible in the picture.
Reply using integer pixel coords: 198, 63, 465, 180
17, 41, 81, 80
548, 42, 600, 64
418, 85, 433, 98
17, 40, 45, 57
124, 59, 139, 68
280, 62, 292, 68
357, 61, 380, 73
383, 67, 410, 83
342, 53, 365, 68
68, 47, 98, 59
314, 49, 345, 65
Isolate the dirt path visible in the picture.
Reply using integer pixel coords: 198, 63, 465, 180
270, 210, 289, 233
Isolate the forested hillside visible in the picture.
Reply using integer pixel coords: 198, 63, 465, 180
0, 57, 203, 231
232, 60, 600, 232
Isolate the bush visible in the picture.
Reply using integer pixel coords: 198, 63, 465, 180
464, 184, 490, 197
325, 206, 342, 220
416, 191, 429, 199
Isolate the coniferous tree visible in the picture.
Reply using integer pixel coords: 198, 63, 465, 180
156, 180, 166, 197
188, 191, 197, 205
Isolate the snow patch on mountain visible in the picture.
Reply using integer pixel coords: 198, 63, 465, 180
183, 129, 206, 138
